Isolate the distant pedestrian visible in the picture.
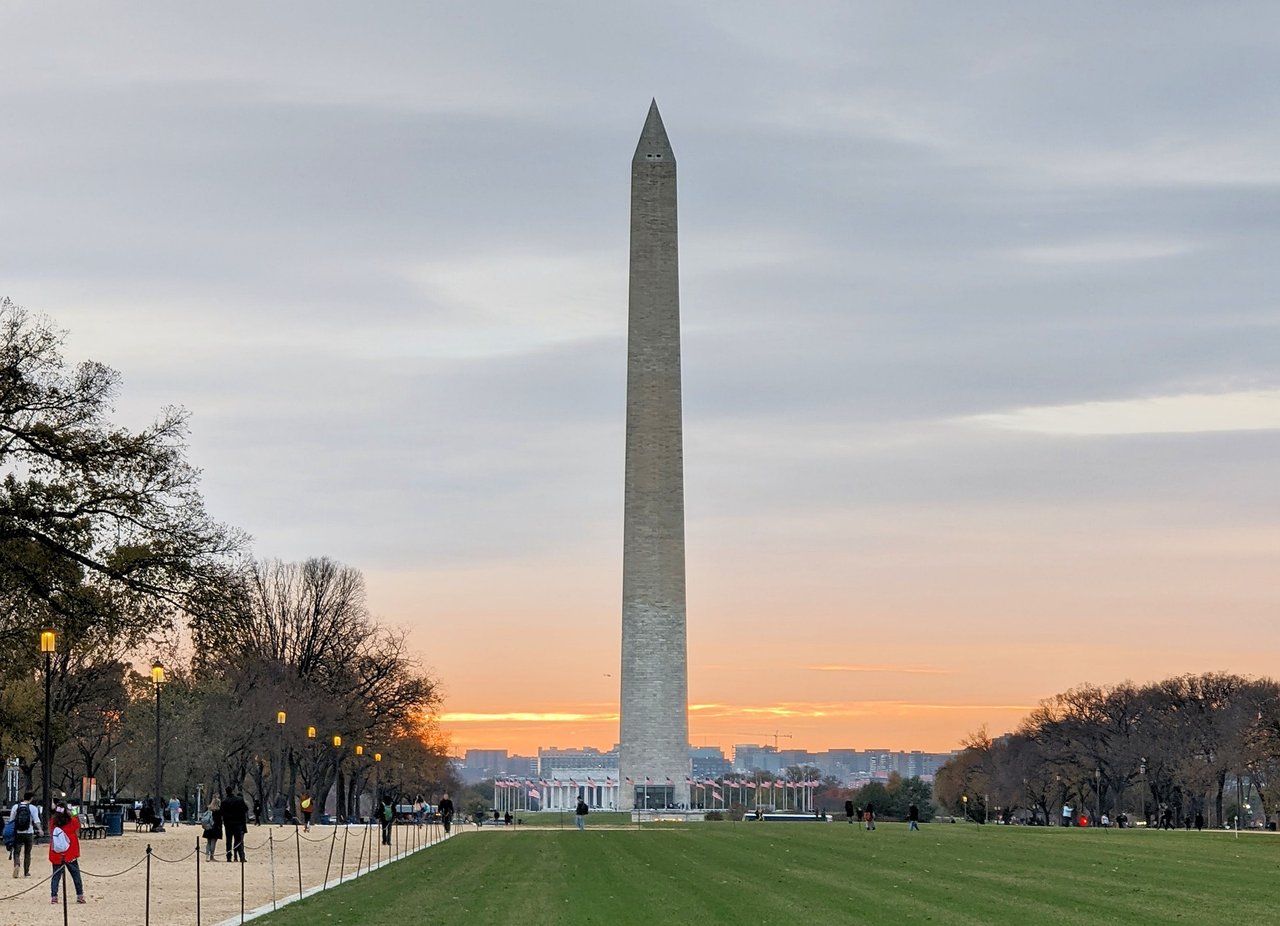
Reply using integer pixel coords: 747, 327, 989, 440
202, 798, 223, 861
437, 794, 454, 834
168, 796, 181, 826
908, 803, 920, 831
380, 797, 394, 846
1195, 812, 1204, 831
7, 791, 42, 877
1061, 804, 1072, 827
845, 800, 855, 825
48, 803, 84, 905
575, 798, 589, 831
221, 789, 249, 862
300, 794, 314, 831
412, 798, 424, 826
252, 798, 263, 826
503, 811, 512, 826
863, 803, 876, 831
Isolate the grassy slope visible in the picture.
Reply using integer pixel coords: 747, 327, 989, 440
253, 823, 1278, 926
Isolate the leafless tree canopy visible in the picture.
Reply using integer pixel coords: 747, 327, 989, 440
936, 673, 1280, 827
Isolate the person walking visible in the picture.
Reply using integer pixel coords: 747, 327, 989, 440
380, 797, 394, 846
863, 803, 876, 831
300, 794, 314, 832
221, 788, 249, 862
908, 803, 920, 831
845, 800, 855, 825
7, 791, 42, 878
48, 803, 85, 905
168, 796, 182, 826
575, 797, 589, 831
202, 797, 223, 861
437, 793, 454, 835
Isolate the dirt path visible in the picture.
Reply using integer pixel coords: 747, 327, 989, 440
1, 820, 452, 926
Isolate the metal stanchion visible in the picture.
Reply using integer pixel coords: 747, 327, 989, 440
145, 845, 152, 926
195, 837, 202, 926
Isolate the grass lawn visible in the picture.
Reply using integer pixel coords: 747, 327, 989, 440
510, 811, 634, 828
253, 822, 1277, 925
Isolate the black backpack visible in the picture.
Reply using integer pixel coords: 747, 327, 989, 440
15, 803, 31, 831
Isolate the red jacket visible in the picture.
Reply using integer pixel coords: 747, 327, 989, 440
48, 815, 80, 865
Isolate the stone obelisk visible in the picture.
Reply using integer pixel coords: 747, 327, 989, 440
619, 100, 690, 811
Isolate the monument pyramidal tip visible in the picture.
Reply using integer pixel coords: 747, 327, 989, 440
618, 99, 692, 811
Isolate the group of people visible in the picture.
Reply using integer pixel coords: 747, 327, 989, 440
4, 791, 86, 905
199, 789, 251, 862
843, 801, 921, 831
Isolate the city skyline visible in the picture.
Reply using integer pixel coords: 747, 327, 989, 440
2, 5, 1277, 760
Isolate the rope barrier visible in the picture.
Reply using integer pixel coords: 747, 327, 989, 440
2, 818, 447, 924
0, 869, 54, 900
150, 846, 197, 864
78, 853, 149, 878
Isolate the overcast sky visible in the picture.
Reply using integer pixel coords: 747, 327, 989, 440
3, 2, 1278, 755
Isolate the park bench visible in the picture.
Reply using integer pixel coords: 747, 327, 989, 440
79, 813, 107, 839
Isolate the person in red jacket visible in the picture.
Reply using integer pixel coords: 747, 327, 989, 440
48, 804, 85, 905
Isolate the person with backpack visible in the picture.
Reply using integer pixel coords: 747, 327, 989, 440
7, 791, 42, 878
300, 794, 314, 831
202, 797, 223, 861
48, 802, 84, 905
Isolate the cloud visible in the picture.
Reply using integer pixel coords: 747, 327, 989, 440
1008, 236, 1204, 265
806, 665, 952, 675
962, 390, 1280, 436
439, 711, 619, 724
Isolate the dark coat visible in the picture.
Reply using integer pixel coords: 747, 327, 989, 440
221, 795, 249, 836
203, 807, 224, 841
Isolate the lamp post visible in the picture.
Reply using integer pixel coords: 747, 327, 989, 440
355, 745, 365, 821
332, 735, 343, 823
151, 662, 165, 832
1139, 758, 1147, 826
1095, 768, 1101, 827
961, 794, 968, 822
374, 752, 382, 811
39, 630, 56, 825
276, 711, 287, 823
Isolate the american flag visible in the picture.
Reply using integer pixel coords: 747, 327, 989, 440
686, 777, 695, 785
712, 790, 722, 800
745, 782, 756, 789
625, 777, 633, 784
666, 777, 673, 785
528, 788, 540, 799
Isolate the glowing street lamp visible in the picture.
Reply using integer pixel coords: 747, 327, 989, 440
151, 661, 166, 832
275, 711, 287, 822
39, 631, 56, 824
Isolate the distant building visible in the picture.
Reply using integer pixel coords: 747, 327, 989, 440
538, 746, 620, 776
690, 746, 730, 778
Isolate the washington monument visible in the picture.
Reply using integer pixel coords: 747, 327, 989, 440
619, 100, 691, 811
